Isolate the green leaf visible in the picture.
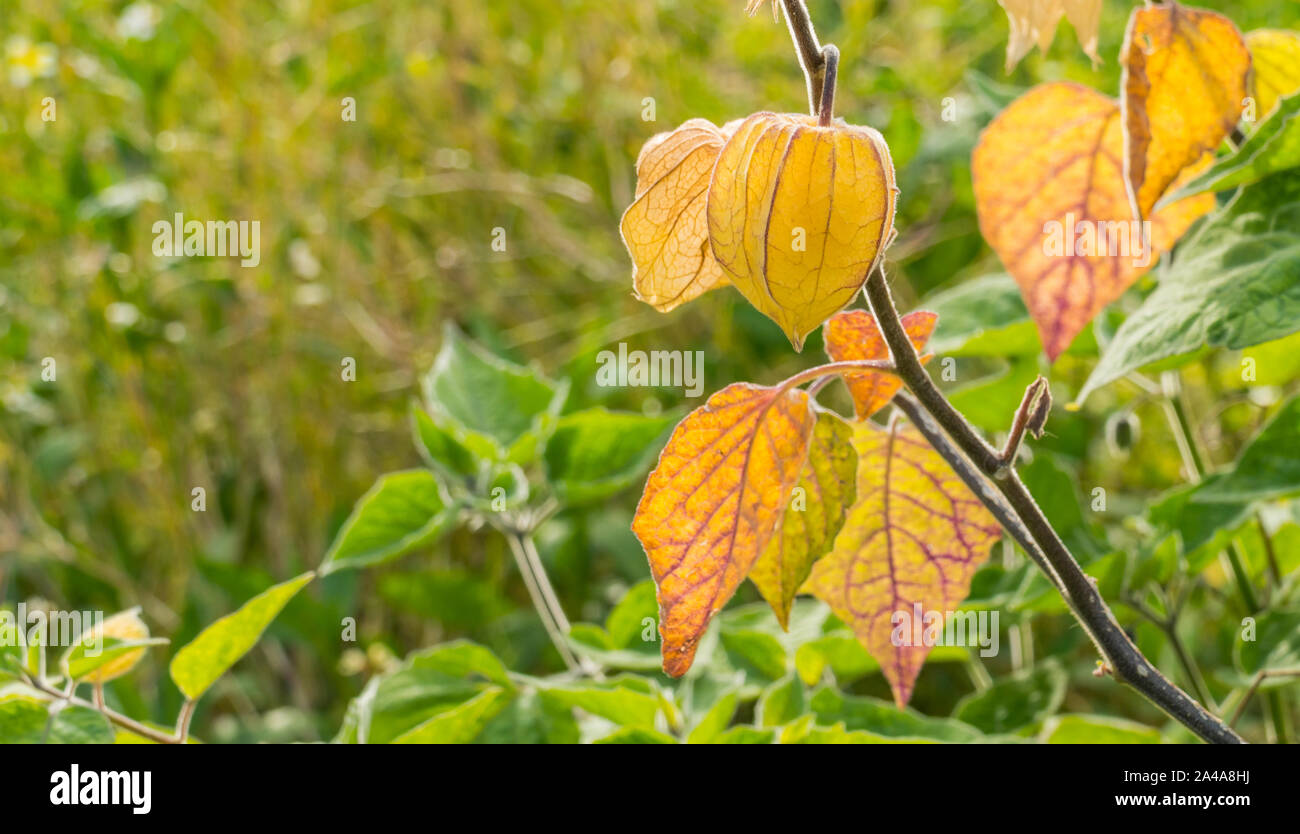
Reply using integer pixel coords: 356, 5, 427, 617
0, 619, 25, 681
406, 640, 513, 688
320, 470, 457, 575
923, 273, 1040, 357
476, 690, 580, 744
0, 697, 113, 744
1148, 479, 1256, 571
1159, 93, 1300, 205
337, 666, 487, 744
719, 628, 788, 681
794, 634, 879, 686
46, 704, 115, 744
809, 688, 985, 741
714, 725, 776, 744
1194, 396, 1300, 503
1129, 534, 1180, 591
62, 636, 169, 681
1019, 453, 1102, 559
686, 690, 738, 743
1079, 173, 1300, 401
1236, 610, 1300, 677
411, 405, 480, 482
542, 408, 672, 504
422, 322, 567, 457
1040, 715, 1162, 744
538, 681, 664, 728
952, 662, 1066, 734
756, 674, 806, 727
0, 696, 52, 743
392, 686, 512, 743
604, 580, 659, 650
169, 571, 314, 701
592, 726, 677, 744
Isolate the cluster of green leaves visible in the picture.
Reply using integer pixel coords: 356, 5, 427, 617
321, 322, 673, 577
331, 594, 1174, 744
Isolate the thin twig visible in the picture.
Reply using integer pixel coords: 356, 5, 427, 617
1229, 668, 1300, 728
175, 699, 197, 743
780, 0, 825, 115
998, 377, 1049, 470
23, 673, 183, 744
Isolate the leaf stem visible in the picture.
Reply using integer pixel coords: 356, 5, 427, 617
22, 672, 184, 744
500, 526, 591, 675
1158, 373, 1260, 613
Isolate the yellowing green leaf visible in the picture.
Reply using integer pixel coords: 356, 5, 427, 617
391, 686, 511, 743
804, 421, 1001, 706
749, 410, 856, 629
65, 608, 153, 684
169, 572, 314, 701
633, 382, 814, 676
707, 111, 896, 350
1247, 29, 1300, 119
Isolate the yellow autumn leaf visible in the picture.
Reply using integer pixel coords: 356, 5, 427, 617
77, 608, 150, 684
824, 309, 937, 419
972, 82, 1213, 359
633, 382, 814, 677
1246, 29, 1300, 119
998, 0, 1102, 71
1121, 2, 1251, 219
706, 111, 897, 351
621, 119, 730, 312
803, 420, 1002, 707
749, 409, 856, 630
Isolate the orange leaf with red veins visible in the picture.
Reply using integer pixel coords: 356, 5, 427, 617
633, 382, 815, 676
973, 81, 1214, 360
1121, 2, 1250, 219
804, 420, 1002, 707
824, 309, 937, 419
621, 119, 730, 312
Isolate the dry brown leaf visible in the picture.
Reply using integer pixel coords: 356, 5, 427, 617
621, 118, 730, 312
999, 0, 1103, 71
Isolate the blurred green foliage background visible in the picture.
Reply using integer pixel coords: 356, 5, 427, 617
1, 0, 1295, 742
